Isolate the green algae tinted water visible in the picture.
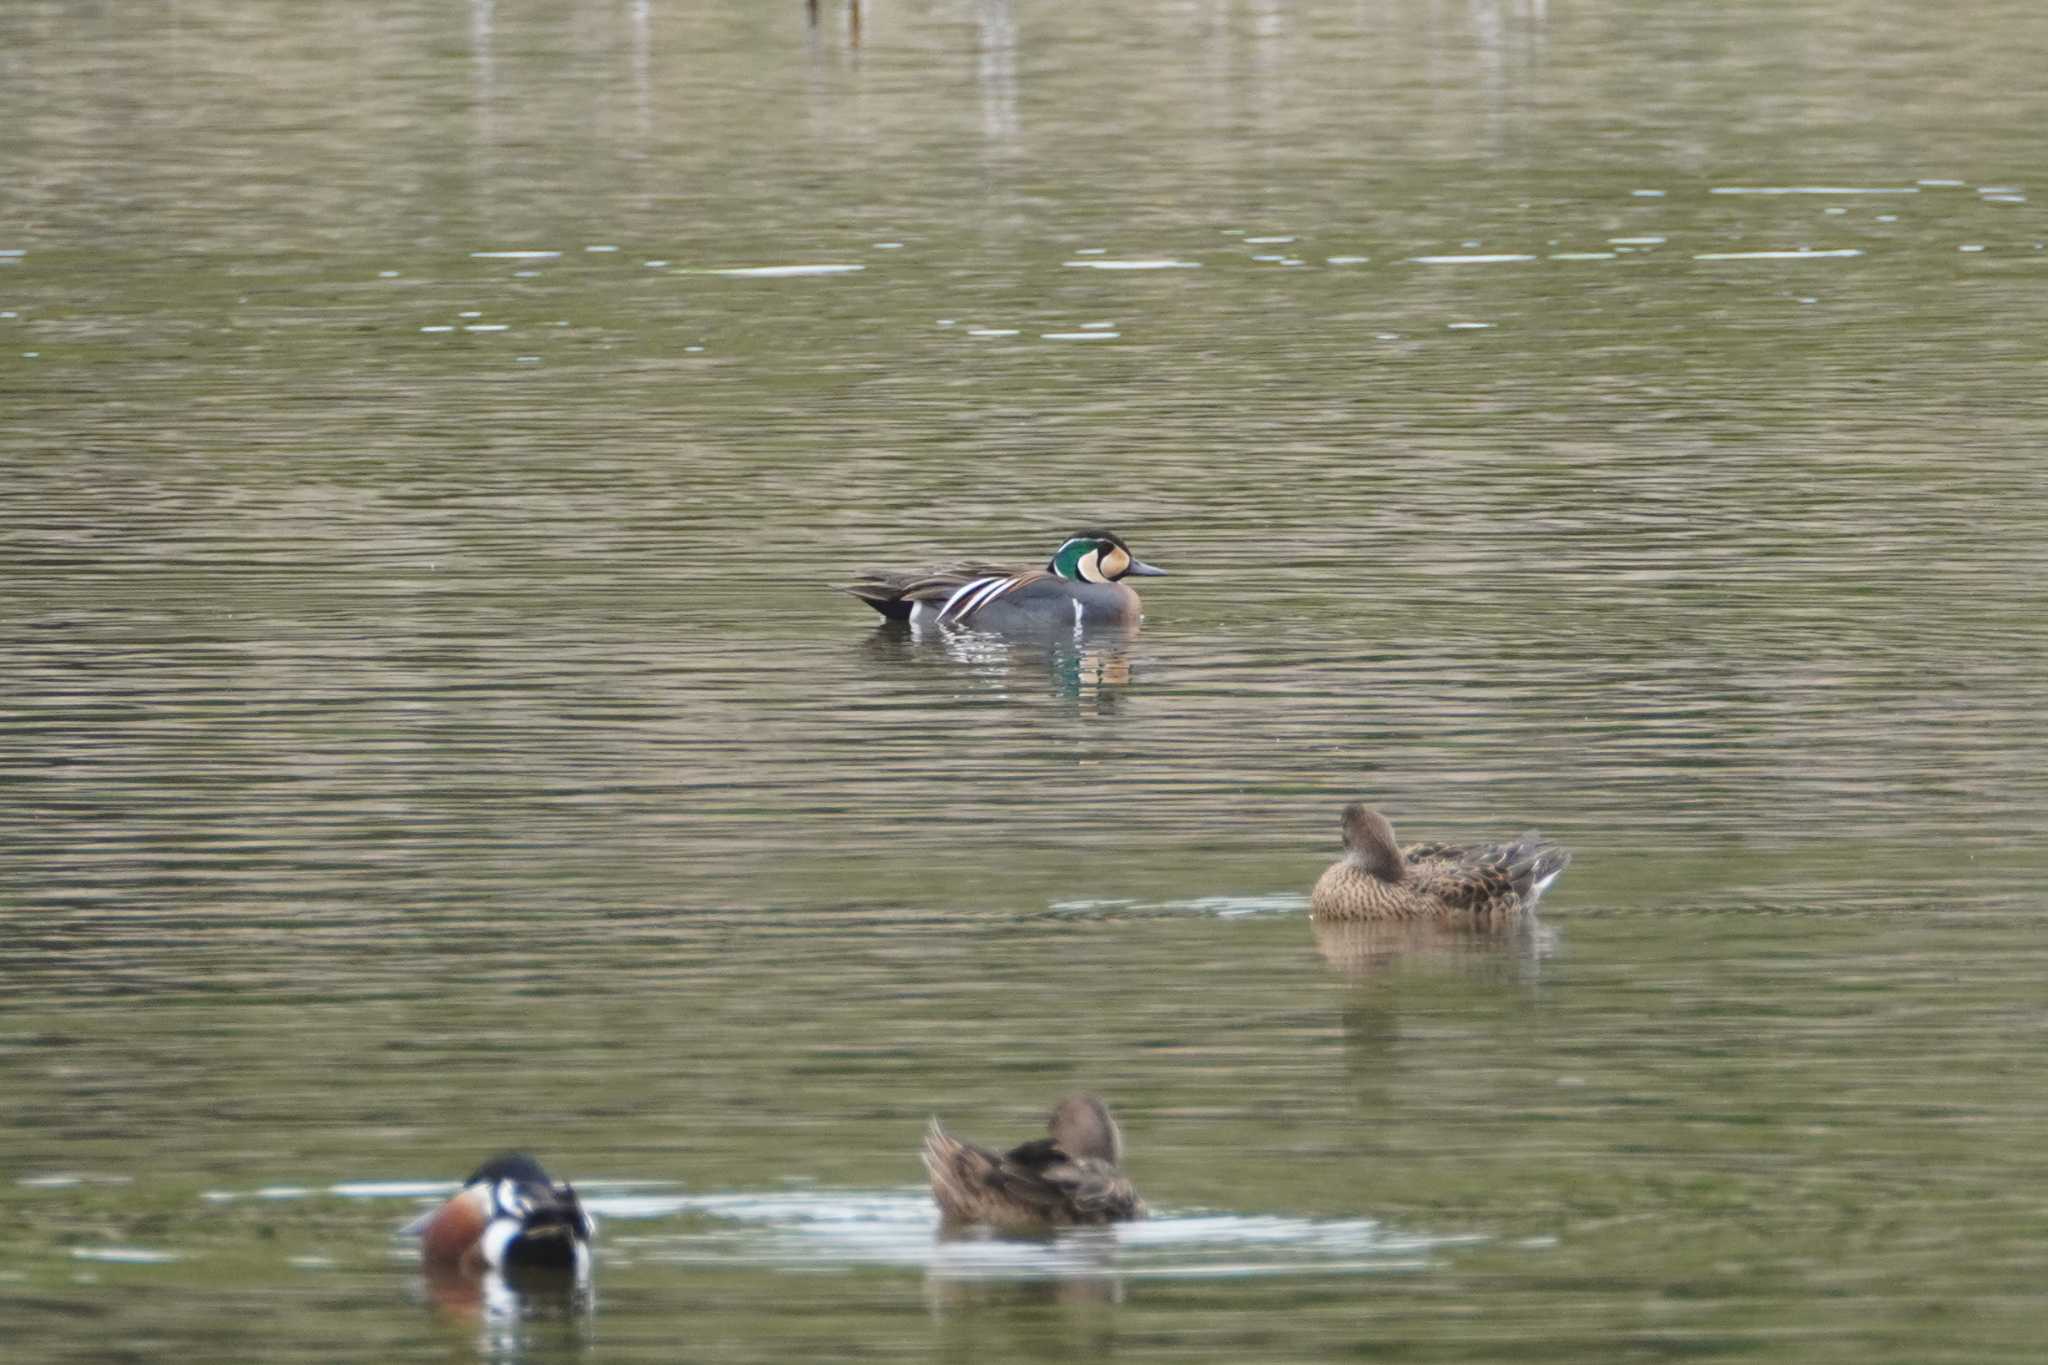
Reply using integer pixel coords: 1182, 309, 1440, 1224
5, 1, 2048, 1360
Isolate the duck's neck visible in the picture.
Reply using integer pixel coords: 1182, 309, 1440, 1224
1352, 843, 1405, 883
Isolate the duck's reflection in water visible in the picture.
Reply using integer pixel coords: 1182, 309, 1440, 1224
1320, 917, 1557, 1106
1312, 914, 1555, 985
862, 620, 1140, 712
925, 1224, 1125, 1356
420, 1260, 594, 1359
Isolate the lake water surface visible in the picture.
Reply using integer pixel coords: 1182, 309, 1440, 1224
5, 1, 2048, 1360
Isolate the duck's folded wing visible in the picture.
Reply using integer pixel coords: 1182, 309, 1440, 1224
1002, 1139, 1141, 1223
843, 562, 1019, 617
1403, 851, 1516, 911
929, 569, 1077, 624
1412, 834, 1570, 906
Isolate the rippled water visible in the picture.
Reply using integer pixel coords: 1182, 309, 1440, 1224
6, 1, 2048, 1360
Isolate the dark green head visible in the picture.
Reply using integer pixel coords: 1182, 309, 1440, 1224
1047, 530, 1167, 585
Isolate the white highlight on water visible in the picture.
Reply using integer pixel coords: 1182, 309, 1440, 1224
1711, 186, 1918, 195
1063, 259, 1200, 270
1408, 254, 1536, 264
469, 250, 560, 259
1048, 894, 1306, 919
1691, 248, 1864, 261
72, 1248, 179, 1265
702, 264, 865, 277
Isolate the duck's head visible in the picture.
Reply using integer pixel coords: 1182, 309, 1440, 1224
465, 1153, 555, 1188
466, 1152, 596, 1267
1048, 530, 1167, 584
1340, 802, 1405, 882
1047, 1092, 1125, 1165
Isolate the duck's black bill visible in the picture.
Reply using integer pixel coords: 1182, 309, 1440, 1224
1126, 561, 1168, 577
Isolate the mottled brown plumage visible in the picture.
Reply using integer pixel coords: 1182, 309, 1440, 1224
1310, 803, 1571, 922
922, 1093, 1144, 1231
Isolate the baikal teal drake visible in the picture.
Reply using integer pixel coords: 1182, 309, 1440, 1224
1311, 804, 1571, 922
923, 1092, 1145, 1231
404, 1152, 595, 1275
845, 530, 1166, 632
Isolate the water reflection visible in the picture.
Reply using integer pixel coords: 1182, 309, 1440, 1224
806, 0, 864, 49
419, 1260, 595, 1362
419, 1256, 594, 1325
862, 623, 1139, 713
1311, 915, 1555, 982
977, 1, 1020, 143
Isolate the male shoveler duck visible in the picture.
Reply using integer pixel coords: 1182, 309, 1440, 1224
923, 1093, 1144, 1230
845, 530, 1166, 632
405, 1152, 595, 1274
1311, 803, 1571, 922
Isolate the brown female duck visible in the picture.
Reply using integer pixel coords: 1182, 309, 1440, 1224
1311, 803, 1571, 922
922, 1093, 1144, 1230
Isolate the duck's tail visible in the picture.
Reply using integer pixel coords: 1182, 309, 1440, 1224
922, 1120, 997, 1222
843, 574, 918, 620
1501, 835, 1572, 908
